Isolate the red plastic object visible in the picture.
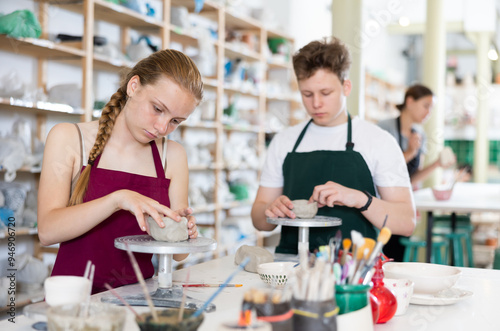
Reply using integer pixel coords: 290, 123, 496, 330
369, 257, 397, 324
369, 292, 380, 324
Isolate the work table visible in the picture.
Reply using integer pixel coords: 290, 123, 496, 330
5, 255, 500, 330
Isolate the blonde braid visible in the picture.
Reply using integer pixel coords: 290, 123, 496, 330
68, 90, 126, 206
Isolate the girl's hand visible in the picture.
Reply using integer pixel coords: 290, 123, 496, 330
186, 215, 198, 239
112, 190, 181, 232
265, 195, 295, 219
175, 207, 198, 239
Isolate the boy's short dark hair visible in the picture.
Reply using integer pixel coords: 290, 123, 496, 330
292, 37, 351, 83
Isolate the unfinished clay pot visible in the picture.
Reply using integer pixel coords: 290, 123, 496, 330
292, 200, 318, 219
147, 216, 189, 242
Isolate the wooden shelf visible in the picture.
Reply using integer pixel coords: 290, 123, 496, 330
93, 54, 134, 71
0, 227, 38, 239
223, 123, 262, 133
189, 163, 222, 171
51, 0, 164, 32
224, 43, 261, 61
221, 200, 252, 210
266, 28, 293, 40
224, 84, 260, 98
192, 203, 217, 214
0, 97, 83, 116
180, 121, 219, 129
267, 58, 293, 69
224, 8, 262, 31
171, 0, 220, 12
0, 35, 85, 58
267, 94, 296, 102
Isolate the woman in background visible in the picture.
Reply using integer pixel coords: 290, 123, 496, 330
378, 84, 455, 261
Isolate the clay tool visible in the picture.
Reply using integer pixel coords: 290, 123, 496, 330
192, 257, 250, 318
104, 283, 144, 321
125, 242, 158, 322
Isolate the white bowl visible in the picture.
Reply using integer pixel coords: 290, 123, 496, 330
383, 262, 461, 295
257, 262, 296, 288
44, 276, 91, 307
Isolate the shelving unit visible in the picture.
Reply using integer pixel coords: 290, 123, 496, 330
0, 0, 296, 259
364, 73, 404, 123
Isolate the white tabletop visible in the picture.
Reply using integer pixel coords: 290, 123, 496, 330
413, 182, 500, 213
7, 256, 500, 330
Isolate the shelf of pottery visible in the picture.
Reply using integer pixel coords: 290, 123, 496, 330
364, 72, 404, 123
0, 0, 298, 266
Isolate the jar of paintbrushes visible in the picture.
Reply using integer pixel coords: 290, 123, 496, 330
290, 253, 338, 331
238, 288, 293, 331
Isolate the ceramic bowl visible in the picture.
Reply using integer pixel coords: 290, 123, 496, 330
292, 200, 318, 219
432, 185, 453, 201
383, 262, 461, 295
47, 303, 126, 331
257, 262, 296, 288
136, 308, 204, 331
44, 276, 91, 307
383, 278, 414, 316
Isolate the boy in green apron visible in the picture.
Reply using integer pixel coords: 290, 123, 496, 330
251, 37, 416, 255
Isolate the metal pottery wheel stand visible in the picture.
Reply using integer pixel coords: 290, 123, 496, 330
101, 235, 217, 312
267, 216, 341, 253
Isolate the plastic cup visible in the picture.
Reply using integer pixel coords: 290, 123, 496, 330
44, 276, 91, 307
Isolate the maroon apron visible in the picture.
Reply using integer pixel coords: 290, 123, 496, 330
51, 141, 170, 293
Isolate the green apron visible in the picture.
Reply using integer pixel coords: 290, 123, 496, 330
276, 115, 377, 254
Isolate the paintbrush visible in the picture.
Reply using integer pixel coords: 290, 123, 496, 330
104, 283, 144, 321
359, 227, 392, 283
125, 243, 158, 322
192, 257, 250, 318
340, 238, 352, 266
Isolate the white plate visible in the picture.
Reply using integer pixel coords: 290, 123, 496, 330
410, 287, 473, 306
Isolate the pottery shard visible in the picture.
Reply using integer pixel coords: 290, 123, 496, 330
292, 199, 318, 219
235, 245, 273, 273
147, 216, 189, 242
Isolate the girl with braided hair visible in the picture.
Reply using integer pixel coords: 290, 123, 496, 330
37, 49, 203, 293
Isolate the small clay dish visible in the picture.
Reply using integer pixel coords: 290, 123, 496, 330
292, 200, 318, 219
136, 309, 204, 331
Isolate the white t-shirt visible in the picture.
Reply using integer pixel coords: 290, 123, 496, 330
260, 117, 411, 194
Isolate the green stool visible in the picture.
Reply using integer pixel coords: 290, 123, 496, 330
400, 237, 448, 264
493, 248, 500, 269
433, 215, 474, 267
433, 232, 473, 267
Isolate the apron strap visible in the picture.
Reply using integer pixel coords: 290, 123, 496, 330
292, 119, 314, 152
345, 114, 354, 151
396, 116, 403, 147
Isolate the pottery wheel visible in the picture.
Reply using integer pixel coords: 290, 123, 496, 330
267, 215, 341, 253
101, 235, 217, 312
